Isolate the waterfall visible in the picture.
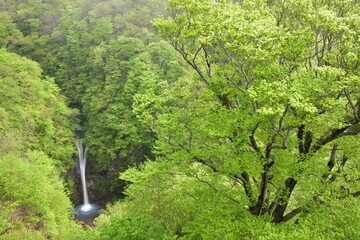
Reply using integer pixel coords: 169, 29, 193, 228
74, 137, 99, 222
76, 138, 89, 205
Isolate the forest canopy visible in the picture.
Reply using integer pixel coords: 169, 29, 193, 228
1, 0, 360, 239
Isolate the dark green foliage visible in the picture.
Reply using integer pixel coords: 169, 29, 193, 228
0, 0, 177, 203
81, 36, 187, 200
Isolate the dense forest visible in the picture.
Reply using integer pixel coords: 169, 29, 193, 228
0, 0, 359, 239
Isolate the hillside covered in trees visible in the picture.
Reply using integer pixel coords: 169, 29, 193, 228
0, 0, 360, 239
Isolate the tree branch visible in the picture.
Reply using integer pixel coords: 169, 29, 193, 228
338, 124, 360, 138
282, 207, 302, 223
202, 46, 212, 77
304, 131, 313, 154
297, 124, 305, 154
249, 122, 261, 154
251, 159, 275, 215
195, 174, 240, 204
322, 144, 338, 180
351, 191, 360, 197
311, 125, 349, 153
265, 135, 276, 159
194, 156, 217, 172
344, 88, 359, 122
311, 108, 360, 153
174, 42, 210, 85
272, 177, 297, 223
329, 155, 348, 182
233, 172, 255, 203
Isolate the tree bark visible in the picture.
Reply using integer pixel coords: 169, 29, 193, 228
272, 177, 297, 223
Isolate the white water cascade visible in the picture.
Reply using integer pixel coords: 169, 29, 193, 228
74, 138, 99, 222
76, 138, 89, 205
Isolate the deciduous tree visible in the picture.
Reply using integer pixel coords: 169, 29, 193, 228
123, 0, 360, 237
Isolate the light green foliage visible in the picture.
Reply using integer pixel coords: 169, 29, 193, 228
2, 0, 359, 238
0, 49, 74, 166
120, 0, 360, 238
0, 151, 75, 238
90, 201, 176, 240
0, 229, 46, 240
99, 210, 174, 240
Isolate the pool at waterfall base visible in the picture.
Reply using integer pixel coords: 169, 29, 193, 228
74, 203, 100, 221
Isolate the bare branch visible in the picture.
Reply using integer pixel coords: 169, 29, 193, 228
311, 101, 360, 153
219, 42, 249, 91
304, 131, 313, 154
279, 105, 290, 128
233, 173, 246, 183
297, 124, 305, 154
166, 137, 218, 173
202, 46, 212, 77
265, 135, 277, 159
311, 125, 350, 153
174, 42, 210, 85
192, 46, 202, 63
272, 177, 297, 223
338, 124, 360, 138
195, 174, 218, 192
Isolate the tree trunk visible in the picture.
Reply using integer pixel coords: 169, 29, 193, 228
272, 177, 297, 223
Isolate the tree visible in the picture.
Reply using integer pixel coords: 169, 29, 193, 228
0, 48, 75, 166
0, 151, 72, 238
80, 37, 187, 201
0, 0, 181, 204
0, 12, 23, 48
0, 48, 83, 240
122, 0, 360, 237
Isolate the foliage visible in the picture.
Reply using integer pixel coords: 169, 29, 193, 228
2, 0, 360, 238
99, 210, 174, 240
0, 48, 75, 167
0, 151, 76, 238
1, 0, 179, 204
120, 0, 360, 238
79, 36, 187, 200
90, 201, 176, 240
0, 48, 82, 239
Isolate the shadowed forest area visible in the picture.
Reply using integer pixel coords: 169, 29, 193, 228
0, 0, 360, 239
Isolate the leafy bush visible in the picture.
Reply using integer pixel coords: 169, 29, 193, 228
0, 48, 75, 169
0, 151, 75, 238
99, 211, 174, 239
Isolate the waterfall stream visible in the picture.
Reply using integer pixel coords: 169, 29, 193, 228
76, 139, 89, 205
74, 138, 99, 222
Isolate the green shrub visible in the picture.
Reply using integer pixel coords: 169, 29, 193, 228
98, 205, 175, 240
0, 151, 75, 238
